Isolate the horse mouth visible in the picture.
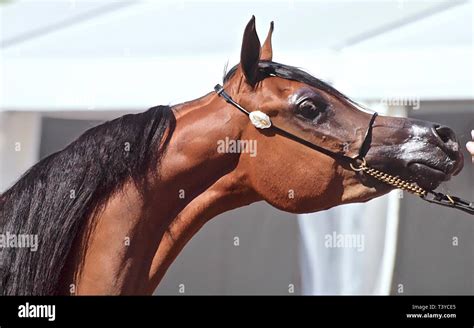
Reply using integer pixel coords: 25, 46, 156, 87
407, 162, 450, 191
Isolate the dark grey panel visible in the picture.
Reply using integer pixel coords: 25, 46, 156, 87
155, 201, 300, 295
39, 117, 102, 159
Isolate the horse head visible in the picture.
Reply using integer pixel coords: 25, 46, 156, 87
220, 16, 463, 213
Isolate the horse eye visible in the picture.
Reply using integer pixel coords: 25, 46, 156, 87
297, 99, 324, 120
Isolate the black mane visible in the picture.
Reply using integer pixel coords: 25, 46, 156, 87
224, 60, 355, 104
0, 106, 175, 295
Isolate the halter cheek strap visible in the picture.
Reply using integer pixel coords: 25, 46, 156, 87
357, 111, 378, 159
214, 84, 377, 161
214, 83, 474, 216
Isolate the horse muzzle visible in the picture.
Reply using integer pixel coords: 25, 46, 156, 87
365, 117, 464, 191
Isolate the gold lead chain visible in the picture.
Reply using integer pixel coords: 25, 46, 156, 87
350, 158, 427, 197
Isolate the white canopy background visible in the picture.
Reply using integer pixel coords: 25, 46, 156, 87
1, 0, 472, 111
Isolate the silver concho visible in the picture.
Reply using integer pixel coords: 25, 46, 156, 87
249, 111, 272, 129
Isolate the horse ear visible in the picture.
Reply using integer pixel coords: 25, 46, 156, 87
240, 16, 261, 86
261, 21, 274, 61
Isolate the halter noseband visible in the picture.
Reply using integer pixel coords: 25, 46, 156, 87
214, 84, 474, 215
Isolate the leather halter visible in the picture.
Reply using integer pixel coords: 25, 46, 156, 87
214, 84, 474, 215
215, 84, 377, 161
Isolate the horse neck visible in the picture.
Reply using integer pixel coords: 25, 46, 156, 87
69, 91, 260, 295
148, 91, 260, 289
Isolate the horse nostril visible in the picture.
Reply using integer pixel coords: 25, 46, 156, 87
434, 125, 457, 144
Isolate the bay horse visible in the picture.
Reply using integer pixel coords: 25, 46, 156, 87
0, 17, 464, 295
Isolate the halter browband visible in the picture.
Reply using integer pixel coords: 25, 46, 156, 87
214, 84, 474, 215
